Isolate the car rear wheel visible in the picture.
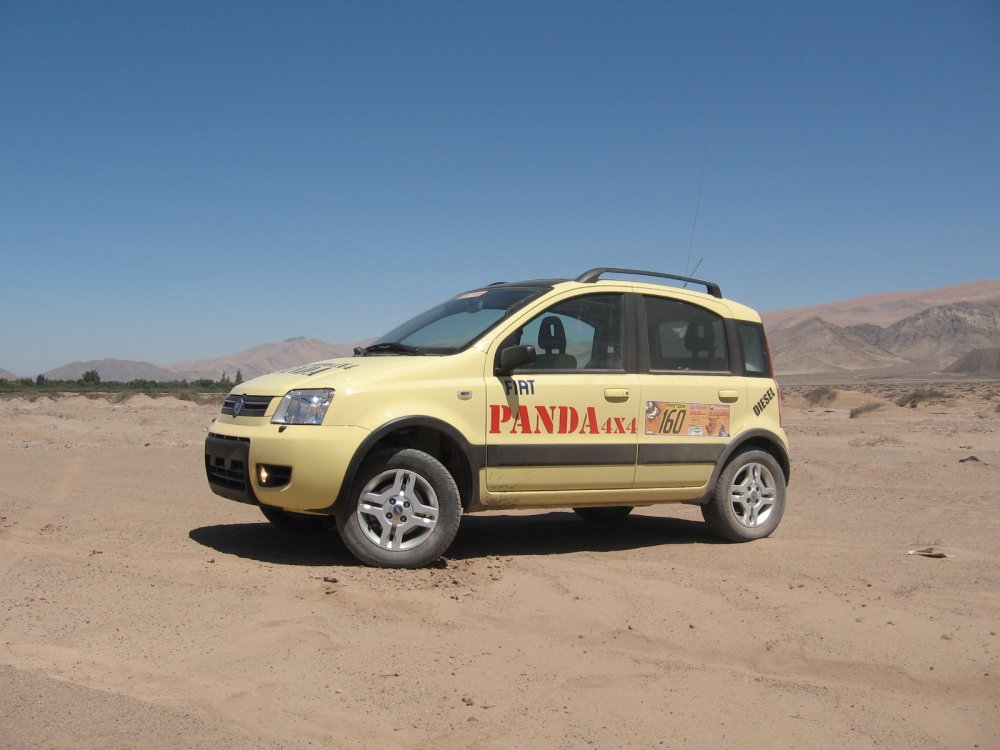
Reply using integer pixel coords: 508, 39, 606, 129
572, 506, 634, 522
336, 448, 462, 568
701, 450, 785, 541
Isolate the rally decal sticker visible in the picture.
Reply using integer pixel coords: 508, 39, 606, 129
753, 387, 776, 416
502, 378, 536, 396
282, 362, 358, 375
644, 401, 730, 437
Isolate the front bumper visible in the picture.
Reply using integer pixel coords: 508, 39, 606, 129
204, 422, 369, 512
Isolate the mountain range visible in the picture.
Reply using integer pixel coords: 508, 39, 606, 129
24, 338, 356, 383
3, 280, 999, 381
762, 280, 1000, 374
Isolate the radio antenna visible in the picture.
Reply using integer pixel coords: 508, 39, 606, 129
683, 118, 711, 277
682, 257, 704, 289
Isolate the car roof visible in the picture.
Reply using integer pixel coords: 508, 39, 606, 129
486, 268, 724, 298
478, 271, 761, 322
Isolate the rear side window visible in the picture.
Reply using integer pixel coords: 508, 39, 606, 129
644, 296, 729, 372
738, 322, 772, 377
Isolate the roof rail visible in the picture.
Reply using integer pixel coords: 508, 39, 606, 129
575, 268, 722, 298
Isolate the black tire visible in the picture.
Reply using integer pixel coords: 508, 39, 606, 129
701, 449, 786, 542
336, 448, 462, 568
573, 506, 634, 522
259, 505, 335, 533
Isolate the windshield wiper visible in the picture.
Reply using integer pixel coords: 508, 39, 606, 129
359, 342, 423, 356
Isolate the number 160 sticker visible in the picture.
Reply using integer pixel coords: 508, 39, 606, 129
644, 401, 731, 437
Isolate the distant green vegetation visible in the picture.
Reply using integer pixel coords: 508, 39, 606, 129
0, 370, 242, 403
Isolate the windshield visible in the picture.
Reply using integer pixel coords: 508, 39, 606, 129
371, 286, 549, 354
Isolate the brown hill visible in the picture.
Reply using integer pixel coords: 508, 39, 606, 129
766, 280, 1000, 375
763, 279, 1000, 331
0, 368, 20, 380
44, 359, 180, 382
30, 337, 359, 385
871, 301, 1000, 364
946, 347, 1000, 374
769, 316, 911, 374
165, 337, 355, 381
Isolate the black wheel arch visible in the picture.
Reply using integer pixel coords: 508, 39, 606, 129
318, 417, 484, 514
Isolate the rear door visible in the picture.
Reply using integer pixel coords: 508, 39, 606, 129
635, 295, 747, 491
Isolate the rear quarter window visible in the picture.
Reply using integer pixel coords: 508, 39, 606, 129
738, 322, 772, 377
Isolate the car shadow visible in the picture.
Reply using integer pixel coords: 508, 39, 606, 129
447, 512, 716, 560
189, 512, 718, 567
188, 523, 354, 566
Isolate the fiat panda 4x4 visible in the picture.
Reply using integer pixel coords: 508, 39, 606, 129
205, 268, 789, 568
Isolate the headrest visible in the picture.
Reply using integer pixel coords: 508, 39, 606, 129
684, 319, 715, 354
538, 316, 567, 353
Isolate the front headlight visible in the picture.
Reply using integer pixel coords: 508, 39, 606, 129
271, 389, 335, 425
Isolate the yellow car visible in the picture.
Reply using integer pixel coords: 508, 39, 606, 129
205, 267, 789, 568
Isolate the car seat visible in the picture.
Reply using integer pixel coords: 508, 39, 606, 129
585, 324, 623, 370
684, 319, 716, 360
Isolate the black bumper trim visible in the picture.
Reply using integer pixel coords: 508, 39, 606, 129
205, 434, 259, 504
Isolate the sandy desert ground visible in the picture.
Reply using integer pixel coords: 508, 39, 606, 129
1, 384, 998, 749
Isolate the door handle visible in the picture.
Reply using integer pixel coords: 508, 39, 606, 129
604, 388, 630, 402
718, 389, 740, 403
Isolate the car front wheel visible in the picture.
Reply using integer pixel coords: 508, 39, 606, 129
336, 448, 462, 568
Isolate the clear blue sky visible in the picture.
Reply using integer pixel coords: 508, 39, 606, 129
1, 0, 997, 376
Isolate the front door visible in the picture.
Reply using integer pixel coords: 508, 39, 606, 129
484, 292, 638, 495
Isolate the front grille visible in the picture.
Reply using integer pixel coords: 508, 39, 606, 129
205, 434, 256, 504
207, 453, 246, 490
221, 394, 274, 417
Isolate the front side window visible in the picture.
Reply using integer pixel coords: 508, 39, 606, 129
512, 293, 625, 371
644, 296, 729, 372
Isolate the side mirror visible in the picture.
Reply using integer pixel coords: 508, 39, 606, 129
496, 344, 536, 375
